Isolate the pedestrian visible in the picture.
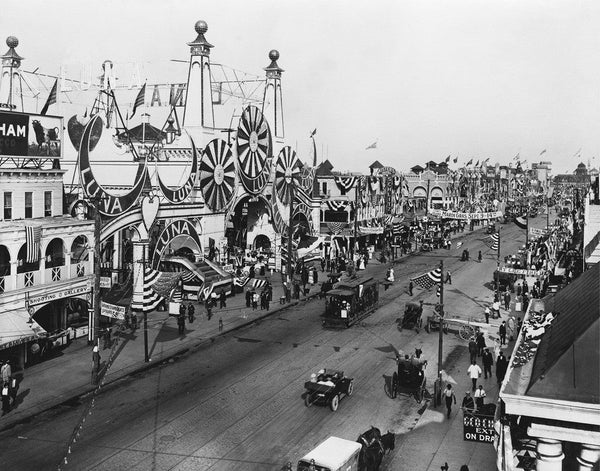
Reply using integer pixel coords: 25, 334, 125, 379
220, 290, 227, 309
187, 303, 195, 323
260, 291, 267, 310
504, 291, 511, 310
1, 360, 11, 386
476, 331, 486, 357
408, 280, 413, 296
178, 312, 186, 334
252, 291, 259, 310
492, 300, 501, 319
179, 302, 186, 319
443, 384, 456, 419
478, 250, 482, 263
206, 302, 213, 320
468, 337, 478, 364
482, 348, 493, 379
484, 307, 490, 324
245, 289, 252, 308
467, 361, 482, 391
218, 318, 223, 332
496, 351, 508, 386
517, 317, 523, 332
474, 385, 486, 411
264, 291, 270, 311
499, 321, 507, 345
91, 345, 101, 384
131, 311, 138, 330
321, 258, 325, 272
461, 390, 475, 414
445, 270, 452, 284
1, 381, 10, 415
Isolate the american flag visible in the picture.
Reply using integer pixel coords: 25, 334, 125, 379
40, 79, 58, 115
130, 83, 146, 119
234, 275, 250, 287
411, 267, 442, 291
143, 266, 163, 313
25, 225, 42, 263
484, 233, 499, 251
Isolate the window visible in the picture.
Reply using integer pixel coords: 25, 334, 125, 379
3, 192, 12, 220
322, 182, 327, 195
44, 191, 52, 217
25, 192, 33, 218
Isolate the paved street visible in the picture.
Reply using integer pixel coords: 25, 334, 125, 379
0, 219, 546, 470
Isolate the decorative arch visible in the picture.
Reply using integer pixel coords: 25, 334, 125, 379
151, 219, 202, 270
17, 243, 39, 273
413, 186, 427, 198
0, 244, 10, 277
44, 238, 65, 268
71, 235, 90, 263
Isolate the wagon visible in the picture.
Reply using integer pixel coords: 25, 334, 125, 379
390, 357, 427, 403
304, 369, 354, 411
424, 312, 449, 334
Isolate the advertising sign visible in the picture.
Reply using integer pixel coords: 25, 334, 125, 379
28, 283, 91, 306
100, 276, 112, 289
429, 209, 502, 220
463, 414, 495, 443
100, 301, 125, 319
0, 111, 63, 159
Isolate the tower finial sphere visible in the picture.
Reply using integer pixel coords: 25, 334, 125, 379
6, 36, 18, 48
269, 49, 279, 61
195, 20, 208, 35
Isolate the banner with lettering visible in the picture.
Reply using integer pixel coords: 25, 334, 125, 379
429, 209, 502, 220
151, 219, 202, 270
498, 267, 545, 276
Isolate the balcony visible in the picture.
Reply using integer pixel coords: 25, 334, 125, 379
0, 259, 93, 294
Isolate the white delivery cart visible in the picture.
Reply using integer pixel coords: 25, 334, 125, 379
297, 436, 362, 471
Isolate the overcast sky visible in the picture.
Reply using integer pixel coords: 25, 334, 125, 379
1, 0, 599, 175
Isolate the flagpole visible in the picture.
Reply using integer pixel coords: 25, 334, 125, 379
436, 259, 444, 407
352, 179, 359, 261
496, 228, 500, 302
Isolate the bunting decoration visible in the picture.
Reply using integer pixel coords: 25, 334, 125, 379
143, 266, 163, 313
326, 222, 347, 235
368, 176, 381, 193
334, 176, 357, 193
25, 225, 42, 263
392, 176, 402, 190
383, 214, 393, 226
484, 233, 499, 251
512, 311, 556, 367
515, 216, 528, 230
410, 267, 442, 290
326, 200, 348, 212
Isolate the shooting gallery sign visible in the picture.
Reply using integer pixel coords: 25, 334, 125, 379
0, 110, 63, 159
151, 219, 202, 270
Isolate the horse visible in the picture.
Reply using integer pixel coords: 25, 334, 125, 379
357, 427, 396, 471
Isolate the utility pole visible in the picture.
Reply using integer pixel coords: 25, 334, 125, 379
436, 259, 445, 407
352, 178, 359, 261
286, 181, 295, 301
87, 197, 103, 347
495, 228, 501, 301
142, 245, 149, 363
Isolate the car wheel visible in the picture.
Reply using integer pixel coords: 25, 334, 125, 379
304, 394, 312, 407
330, 394, 339, 411
347, 380, 354, 396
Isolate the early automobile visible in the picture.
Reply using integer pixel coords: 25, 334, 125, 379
304, 368, 354, 411
399, 301, 423, 332
297, 436, 362, 471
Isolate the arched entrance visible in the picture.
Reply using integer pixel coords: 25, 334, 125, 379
0, 244, 9, 293
227, 195, 272, 250
253, 234, 271, 251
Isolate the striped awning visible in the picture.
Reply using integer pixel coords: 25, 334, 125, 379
0, 310, 46, 351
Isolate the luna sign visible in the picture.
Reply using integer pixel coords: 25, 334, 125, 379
151, 219, 202, 270
78, 115, 148, 216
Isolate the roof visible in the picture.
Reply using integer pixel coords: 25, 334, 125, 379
526, 262, 599, 403
315, 159, 334, 176
299, 436, 362, 468
369, 160, 384, 169
337, 276, 375, 289
327, 289, 355, 297
117, 123, 166, 143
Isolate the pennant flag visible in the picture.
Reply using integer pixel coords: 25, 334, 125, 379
539, 149, 546, 156
40, 79, 58, 115
411, 267, 442, 291
143, 266, 164, 313
365, 141, 377, 150
484, 233, 499, 251
25, 225, 42, 263
310, 128, 317, 138
515, 216, 528, 230
453, 156, 458, 163
130, 83, 146, 119
475, 160, 480, 167
445, 155, 451, 163
466, 158, 473, 166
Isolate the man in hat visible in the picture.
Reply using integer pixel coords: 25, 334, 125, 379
461, 391, 475, 414
482, 348, 494, 379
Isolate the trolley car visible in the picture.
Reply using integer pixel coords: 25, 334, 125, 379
322, 276, 379, 328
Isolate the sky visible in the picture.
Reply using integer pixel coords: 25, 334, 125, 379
1, 0, 599, 175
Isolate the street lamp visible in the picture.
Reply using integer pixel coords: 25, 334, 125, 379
165, 117, 178, 145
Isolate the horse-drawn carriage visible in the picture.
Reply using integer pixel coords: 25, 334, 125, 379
390, 353, 427, 403
399, 301, 423, 332
356, 426, 395, 471
304, 369, 354, 411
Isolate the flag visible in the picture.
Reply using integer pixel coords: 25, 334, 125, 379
83, 108, 88, 118
475, 160, 480, 167
411, 267, 442, 291
515, 216, 528, 230
453, 156, 458, 163
365, 141, 377, 150
310, 128, 317, 138
539, 149, 546, 156
466, 158, 473, 166
25, 225, 42, 263
513, 153, 520, 161
484, 233, 499, 251
40, 78, 58, 115
130, 83, 146, 119
143, 266, 164, 313
445, 155, 451, 163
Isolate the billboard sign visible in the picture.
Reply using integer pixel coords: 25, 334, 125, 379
463, 414, 495, 443
0, 110, 63, 159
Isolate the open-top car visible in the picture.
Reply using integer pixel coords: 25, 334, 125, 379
304, 368, 354, 411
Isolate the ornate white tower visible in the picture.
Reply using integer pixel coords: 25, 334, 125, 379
182, 20, 215, 130
262, 49, 284, 142
0, 36, 24, 112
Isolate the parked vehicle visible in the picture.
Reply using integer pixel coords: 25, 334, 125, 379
303, 369, 354, 411
322, 277, 379, 328
399, 301, 423, 332
297, 436, 362, 471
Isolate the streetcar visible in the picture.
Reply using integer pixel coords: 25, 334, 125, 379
322, 276, 379, 328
